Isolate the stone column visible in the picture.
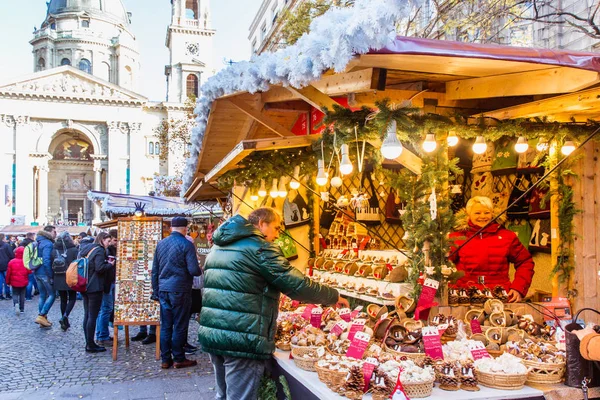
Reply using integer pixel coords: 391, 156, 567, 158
107, 121, 128, 193
14, 116, 35, 223
0, 115, 16, 224
92, 155, 106, 223
37, 161, 49, 225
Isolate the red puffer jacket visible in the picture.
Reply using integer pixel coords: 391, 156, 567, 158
449, 221, 535, 296
6, 247, 31, 288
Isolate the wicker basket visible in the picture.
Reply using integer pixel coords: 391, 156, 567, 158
475, 369, 529, 390
523, 359, 565, 384
276, 342, 291, 351
403, 379, 435, 398
291, 345, 320, 372
383, 344, 426, 362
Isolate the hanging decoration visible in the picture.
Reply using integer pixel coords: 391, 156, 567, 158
429, 187, 438, 221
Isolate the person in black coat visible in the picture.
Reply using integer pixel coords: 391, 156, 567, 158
53, 232, 79, 331
79, 232, 115, 353
0, 233, 15, 300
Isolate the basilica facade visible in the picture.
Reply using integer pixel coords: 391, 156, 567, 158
0, 0, 213, 225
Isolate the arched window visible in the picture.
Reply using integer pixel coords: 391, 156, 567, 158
148, 142, 155, 155
50, 22, 56, 30
186, 74, 198, 98
79, 59, 92, 74
155, 143, 161, 155
98, 62, 110, 82
82, 20, 90, 28
37, 58, 46, 72
185, 0, 198, 18
61, 58, 71, 66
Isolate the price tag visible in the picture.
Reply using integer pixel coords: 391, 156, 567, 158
310, 307, 323, 328
362, 357, 379, 392
422, 326, 444, 360
437, 323, 448, 337
414, 278, 439, 320
469, 341, 491, 360
330, 320, 349, 336
301, 304, 316, 320
348, 318, 366, 341
470, 319, 483, 334
351, 306, 363, 319
339, 308, 352, 322
346, 331, 371, 359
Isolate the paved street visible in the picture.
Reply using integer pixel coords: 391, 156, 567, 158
0, 296, 217, 399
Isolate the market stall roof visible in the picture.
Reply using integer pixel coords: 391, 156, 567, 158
0, 225, 97, 236
88, 191, 222, 218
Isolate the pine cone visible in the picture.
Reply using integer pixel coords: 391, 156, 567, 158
417, 356, 436, 368
467, 285, 479, 297
448, 294, 459, 306
439, 375, 460, 391
493, 285, 508, 301
371, 368, 394, 397
343, 365, 364, 393
460, 375, 479, 390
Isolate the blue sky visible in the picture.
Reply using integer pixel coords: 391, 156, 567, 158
0, 0, 262, 101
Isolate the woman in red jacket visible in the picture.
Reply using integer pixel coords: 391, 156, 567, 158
6, 246, 31, 314
449, 196, 535, 302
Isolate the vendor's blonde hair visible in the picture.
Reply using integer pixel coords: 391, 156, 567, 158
248, 207, 281, 226
466, 196, 494, 215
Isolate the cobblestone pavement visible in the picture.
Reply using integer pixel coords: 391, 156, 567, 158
0, 296, 216, 398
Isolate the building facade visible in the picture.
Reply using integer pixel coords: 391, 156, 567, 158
0, 0, 214, 225
249, 0, 300, 55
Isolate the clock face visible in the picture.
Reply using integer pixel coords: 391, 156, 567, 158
186, 43, 199, 56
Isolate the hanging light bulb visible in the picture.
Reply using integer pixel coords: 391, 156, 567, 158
472, 136, 487, 155
258, 180, 267, 197
316, 159, 328, 186
339, 144, 353, 175
269, 178, 279, 198
331, 175, 343, 188
447, 130, 459, 147
422, 133, 437, 153
536, 138, 549, 152
380, 120, 403, 159
250, 193, 259, 202
402, 230, 409, 241
289, 165, 301, 190
514, 136, 529, 153
278, 177, 288, 198
561, 140, 576, 156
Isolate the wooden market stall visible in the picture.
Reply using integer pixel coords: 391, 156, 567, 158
184, 35, 600, 399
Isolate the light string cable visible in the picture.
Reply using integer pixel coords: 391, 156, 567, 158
448, 126, 600, 258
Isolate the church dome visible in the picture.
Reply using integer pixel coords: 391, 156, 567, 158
47, 0, 130, 26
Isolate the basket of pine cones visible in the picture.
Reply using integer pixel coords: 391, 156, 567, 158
342, 365, 365, 400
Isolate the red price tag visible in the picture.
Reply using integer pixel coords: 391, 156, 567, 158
350, 306, 363, 319
414, 279, 439, 320
346, 331, 371, 359
470, 319, 483, 334
422, 326, 444, 360
339, 308, 352, 322
348, 319, 366, 341
362, 357, 378, 392
468, 341, 491, 360
310, 307, 323, 328
330, 320, 349, 336
301, 304, 316, 320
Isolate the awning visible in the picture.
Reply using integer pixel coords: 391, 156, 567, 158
0, 225, 97, 236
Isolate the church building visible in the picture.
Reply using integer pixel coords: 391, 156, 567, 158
0, 0, 213, 225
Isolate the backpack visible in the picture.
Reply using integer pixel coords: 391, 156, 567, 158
66, 247, 99, 293
23, 242, 43, 271
52, 241, 69, 274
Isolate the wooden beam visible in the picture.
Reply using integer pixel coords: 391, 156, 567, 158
368, 139, 422, 175
264, 101, 312, 113
446, 67, 600, 100
226, 98, 295, 137
286, 85, 342, 111
474, 87, 600, 120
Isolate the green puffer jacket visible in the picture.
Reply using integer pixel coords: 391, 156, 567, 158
198, 215, 339, 360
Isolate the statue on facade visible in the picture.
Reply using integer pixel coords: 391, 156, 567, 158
77, 208, 84, 224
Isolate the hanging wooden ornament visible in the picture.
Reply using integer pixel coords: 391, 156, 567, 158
429, 186, 438, 220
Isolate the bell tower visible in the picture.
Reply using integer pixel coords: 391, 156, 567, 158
165, 0, 214, 103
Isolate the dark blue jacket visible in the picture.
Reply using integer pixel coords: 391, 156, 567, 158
0, 242, 14, 272
152, 231, 201, 294
79, 242, 113, 294
35, 230, 55, 277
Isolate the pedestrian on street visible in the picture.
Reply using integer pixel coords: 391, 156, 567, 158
152, 216, 201, 369
7, 235, 18, 251
0, 233, 15, 300
21, 233, 38, 300
95, 229, 117, 346
199, 208, 348, 400
131, 325, 157, 344
79, 232, 115, 353
53, 232, 79, 331
6, 246, 31, 314
34, 226, 56, 327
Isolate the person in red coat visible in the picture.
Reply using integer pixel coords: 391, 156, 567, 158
6, 246, 31, 314
449, 196, 535, 302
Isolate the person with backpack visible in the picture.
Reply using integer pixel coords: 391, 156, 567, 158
0, 233, 15, 300
32, 226, 57, 327
79, 232, 115, 353
6, 246, 31, 314
53, 232, 79, 331
95, 229, 117, 346
21, 233, 38, 301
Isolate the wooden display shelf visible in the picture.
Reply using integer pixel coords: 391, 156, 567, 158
432, 303, 545, 324
112, 322, 160, 361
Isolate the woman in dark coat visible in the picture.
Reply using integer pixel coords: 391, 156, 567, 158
79, 232, 115, 353
53, 232, 79, 331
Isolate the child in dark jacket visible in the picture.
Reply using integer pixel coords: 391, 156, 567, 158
6, 247, 31, 314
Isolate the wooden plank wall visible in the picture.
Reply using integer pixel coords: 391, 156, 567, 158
571, 141, 600, 324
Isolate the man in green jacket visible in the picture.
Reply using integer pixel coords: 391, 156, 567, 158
199, 207, 347, 399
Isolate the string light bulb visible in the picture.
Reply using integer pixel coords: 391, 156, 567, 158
339, 144, 353, 175
422, 133, 437, 153
331, 175, 343, 188
289, 166, 301, 190
561, 140, 576, 156
472, 136, 487, 155
447, 131, 459, 147
250, 193, 259, 202
536, 138, 549, 152
316, 159, 328, 186
514, 136, 529, 153
381, 120, 403, 159
258, 180, 267, 197
278, 177, 288, 198
269, 178, 279, 198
